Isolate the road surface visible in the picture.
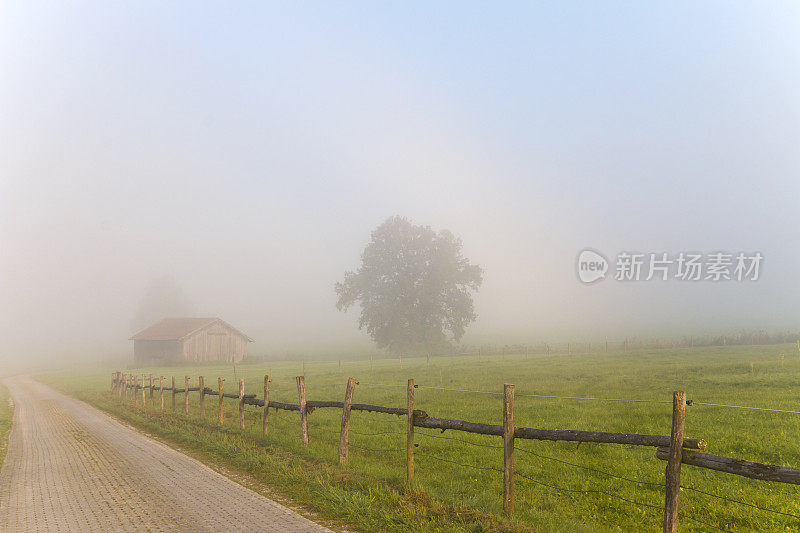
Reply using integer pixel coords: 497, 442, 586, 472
0, 376, 333, 532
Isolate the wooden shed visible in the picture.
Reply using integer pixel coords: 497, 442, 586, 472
130, 317, 253, 364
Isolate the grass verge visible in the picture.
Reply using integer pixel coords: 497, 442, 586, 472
0, 384, 13, 468
46, 380, 530, 533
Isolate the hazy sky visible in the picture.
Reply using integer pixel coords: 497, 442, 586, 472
2, 2, 799, 362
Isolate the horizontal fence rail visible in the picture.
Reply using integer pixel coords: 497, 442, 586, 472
655, 447, 800, 485
110, 371, 800, 532
414, 416, 707, 450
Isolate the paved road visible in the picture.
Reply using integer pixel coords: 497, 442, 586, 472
0, 377, 333, 532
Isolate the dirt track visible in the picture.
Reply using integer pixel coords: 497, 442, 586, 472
0, 376, 333, 532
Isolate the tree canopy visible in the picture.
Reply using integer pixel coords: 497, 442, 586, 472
131, 276, 196, 333
335, 216, 482, 354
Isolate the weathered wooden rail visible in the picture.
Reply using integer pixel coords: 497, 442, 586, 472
415, 416, 707, 450
655, 447, 800, 485
110, 371, 798, 532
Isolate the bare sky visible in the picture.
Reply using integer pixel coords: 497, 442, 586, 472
1, 2, 799, 364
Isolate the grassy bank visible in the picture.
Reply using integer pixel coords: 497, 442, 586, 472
45, 374, 527, 533
45, 345, 800, 532
0, 385, 12, 468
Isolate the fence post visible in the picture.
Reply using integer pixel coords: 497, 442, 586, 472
503, 384, 515, 515
117, 372, 123, 396
262, 375, 270, 435
159, 376, 164, 410
338, 377, 356, 465
218, 377, 224, 426
199, 376, 205, 419
297, 376, 309, 446
407, 378, 415, 484
149, 374, 153, 406
238, 379, 245, 430
663, 391, 686, 533
141, 374, 146, 406
135, 376, 140, 407
184, 376, 190, 415
171, 376, 176, 410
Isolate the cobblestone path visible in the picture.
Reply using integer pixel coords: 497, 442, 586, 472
0, 376, 333, 532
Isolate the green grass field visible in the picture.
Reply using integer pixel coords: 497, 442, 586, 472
0, 384, 12, 468
44, 345, 800, 532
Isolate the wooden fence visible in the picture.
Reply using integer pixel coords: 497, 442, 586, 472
110, 372, 800, 532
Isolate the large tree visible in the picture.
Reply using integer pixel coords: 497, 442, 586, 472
131, 276, 196, 333
336, 216, 482, 354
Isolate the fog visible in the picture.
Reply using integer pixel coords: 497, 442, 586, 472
2, 3, 799, 366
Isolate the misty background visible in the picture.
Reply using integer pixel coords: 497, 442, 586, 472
1, 2, 799, 365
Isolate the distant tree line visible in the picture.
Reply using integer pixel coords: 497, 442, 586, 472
455, 330, 800, 356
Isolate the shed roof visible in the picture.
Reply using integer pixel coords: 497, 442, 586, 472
129, 317, 253, 342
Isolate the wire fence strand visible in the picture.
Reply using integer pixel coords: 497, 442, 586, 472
691, 402, 800, 415
414, 385, 673, 404
680, 484, 800, 519
514, 445, 663, 488
415, 448, 669, 526
414, 450, 503, 473
350, 430, 406, 437
415, 385, 502, 396
284, 422, 795, 522
361, 383, 800, 414
349, 443, 404, 453
416, 429, 503, 450
356, 382, 406, 388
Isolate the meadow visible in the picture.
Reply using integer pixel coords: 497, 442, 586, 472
44, 345, 800, 532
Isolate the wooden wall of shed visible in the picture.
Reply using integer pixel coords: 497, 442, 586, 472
181, 325, 249, 362
133, 340, 184, 364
